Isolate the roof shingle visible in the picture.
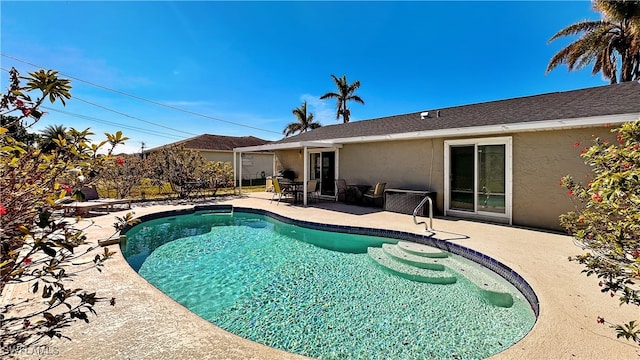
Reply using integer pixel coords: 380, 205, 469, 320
276, 81, 640, 144
158, 134, 271, 151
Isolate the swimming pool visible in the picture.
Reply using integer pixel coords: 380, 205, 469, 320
121, 206, 537, 359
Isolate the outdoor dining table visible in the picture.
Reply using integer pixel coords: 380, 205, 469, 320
280, 180, 304, 204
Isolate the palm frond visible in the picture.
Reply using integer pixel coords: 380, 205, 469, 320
548, 20, 610, 42
347, 95, 365, 105
319, 92, 339, 100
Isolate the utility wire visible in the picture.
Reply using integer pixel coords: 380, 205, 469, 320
1, 65, 197, 137
72, 97, 198, 136
1, 54, 282, 135
41, 106, 186, 141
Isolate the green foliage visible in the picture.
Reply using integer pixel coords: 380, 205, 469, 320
38, 124, 70, 153
0, 115, 38, 147
0, 68, 125, 348
148, 145, 234, 198
560, 120, 640, 345
99, 154, 151, 199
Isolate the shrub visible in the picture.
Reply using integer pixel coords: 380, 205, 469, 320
1, 68, 129, 348
560, 120, 640, 345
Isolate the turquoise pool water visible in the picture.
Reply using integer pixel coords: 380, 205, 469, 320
122, 211, 535, 359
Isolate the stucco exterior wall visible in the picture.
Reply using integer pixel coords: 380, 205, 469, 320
201, 151, 274, 179
275, 150, 304, 180
511, 127, 614, 230
271, 125, 616, 231
200, 151, 234, 163
338, 139, 445, 211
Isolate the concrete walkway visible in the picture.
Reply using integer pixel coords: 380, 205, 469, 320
3, 192, 638, 359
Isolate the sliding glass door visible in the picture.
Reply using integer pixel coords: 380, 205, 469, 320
450, 145, 475, 211
309, 151, 336, 197
477, 144, 506, 214
445, 137, 511, 223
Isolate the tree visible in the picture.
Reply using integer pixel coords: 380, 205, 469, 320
148, 146, 233, 199
283, 101, 322, 137
546, 0, 640, 84
1, 68, 130, 349
0, 115, 38, 147
560, 120, 640, 345
38, 124, 69, 153
99, 154, 151, 199
319, 74, 364, 123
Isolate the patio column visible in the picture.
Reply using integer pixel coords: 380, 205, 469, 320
238, 152, 243, 195
303, 146, 308, 206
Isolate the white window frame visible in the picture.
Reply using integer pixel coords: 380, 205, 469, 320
444, 136, 512, 224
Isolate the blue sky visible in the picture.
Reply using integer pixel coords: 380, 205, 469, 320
1, 1, 607, 153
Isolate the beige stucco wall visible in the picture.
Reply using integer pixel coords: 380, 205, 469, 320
511, 127, 615, 230
273, 126, 616, 230
201, 150, 275, 179
338, 139, 445, 211
275, 150, 305, 180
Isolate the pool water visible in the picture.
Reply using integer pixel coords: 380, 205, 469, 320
122, 211, 535, 360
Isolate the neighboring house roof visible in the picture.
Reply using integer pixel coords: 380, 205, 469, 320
155, 134, 271, 152
271, 81, 640, 145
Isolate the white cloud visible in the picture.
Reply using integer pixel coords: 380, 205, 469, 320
300, 93, 337, 125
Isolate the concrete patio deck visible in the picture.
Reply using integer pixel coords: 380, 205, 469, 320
2, 192, 638, 359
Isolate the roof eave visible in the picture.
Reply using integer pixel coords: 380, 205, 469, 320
327, 113, 640, 145
234, 141, 341, 152
235, 113, 639, 151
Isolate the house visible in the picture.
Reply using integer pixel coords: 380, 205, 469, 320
234, 81, 640, 230
154, 134, 275, 185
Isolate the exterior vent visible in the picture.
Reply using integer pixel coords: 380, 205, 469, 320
420, 111, 429, 120
437, 110, 441, 118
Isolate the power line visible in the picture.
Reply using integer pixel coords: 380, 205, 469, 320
1, 65, 197, 137
72, 97, 198, 136
1, 54, 282, 135
40, 106, 186, 141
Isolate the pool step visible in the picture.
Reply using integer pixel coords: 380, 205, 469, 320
443, 256, 515, 308
367, 247, 457, 284
397, 241, 449, 258
369, 242, 515, 308
382, 243, 446, 271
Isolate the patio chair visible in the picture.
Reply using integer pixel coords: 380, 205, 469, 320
306, 179, 319, 203
335, 179, 347, 202
270, 178, 293, 205
363, 182, 386, 207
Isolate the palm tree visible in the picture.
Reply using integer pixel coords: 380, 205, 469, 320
283, 101, 322, 137
39, 124, 69, 152
319, 74, 365, 123
546, 0, 640, 84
